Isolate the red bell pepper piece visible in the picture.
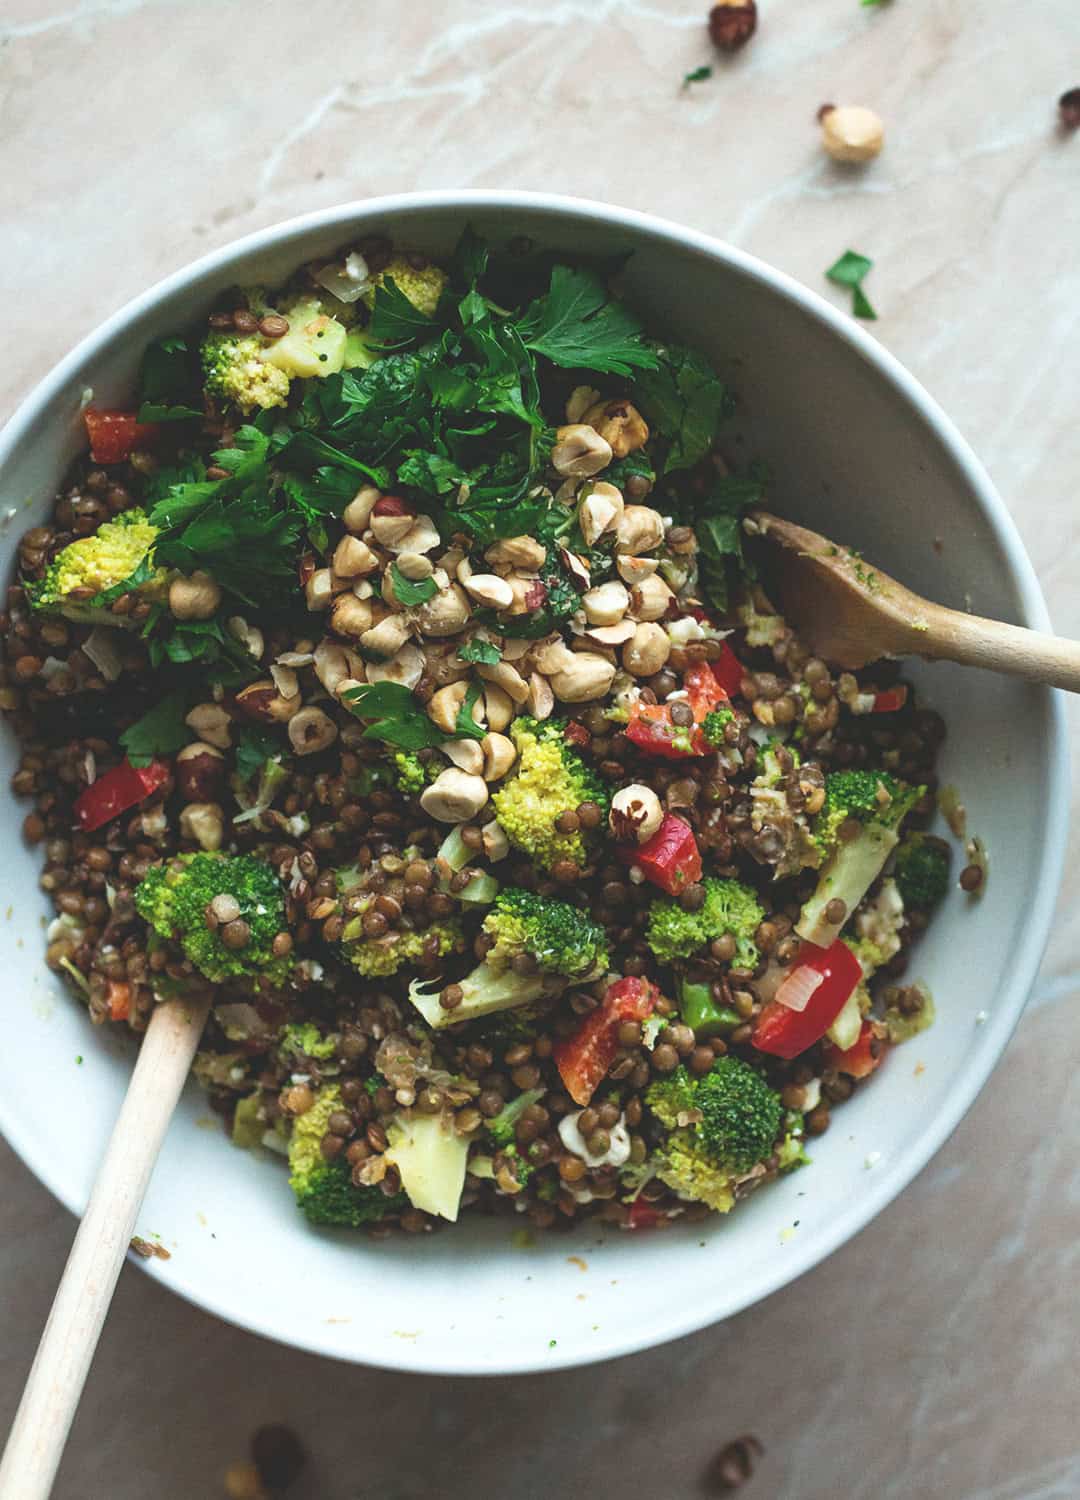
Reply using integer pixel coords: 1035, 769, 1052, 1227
107, 980, 132, 1023
871, 686, 908, 714
710, 641, 744, 699
554, 976, 661, 1107
626, 1199, 664, 1231
73, 759, 171, 833
83, 409, 160, 465
564, 720, 590, 749
617, 813, 702, 894
751, 939, 862, 1060
823, 1020, 885, 1079
624, 664, 730, 760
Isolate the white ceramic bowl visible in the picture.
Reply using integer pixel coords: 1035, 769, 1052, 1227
0, 193, 1066, 1375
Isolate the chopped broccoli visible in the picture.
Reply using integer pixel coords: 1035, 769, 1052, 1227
340, 919, 464, 978
491, 717, 610, 872
884, 982, 936, 1044
483, 888, 608, 979
201, 332, 292, 411
201, 293, 348, 412
776, 1112, 810, 1173
646, 1058, 782, 1212
393, 750, 438, 794
701, 705, 736, 748
385, 1110, 472, 1221
645, 877, 764, 966
408, 963, 561, 1030
366, 257, 448, 318
749, 740, 818, 880
27, 508, 163, 623
406, 889, 605, 1029
231, 1091, 269, 1150
279, 1021, 337, 1061
434, 825, 499, 906
288, 1085, 405, 1226
798, 773, 922, 947
850, 877, 905, 971
893, 833, 950, 910
134, 852, 289, 985
486, 1087, 545, 1150
737, 595, 785, 647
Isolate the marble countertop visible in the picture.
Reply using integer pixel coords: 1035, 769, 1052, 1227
2, 1, 1079, 1495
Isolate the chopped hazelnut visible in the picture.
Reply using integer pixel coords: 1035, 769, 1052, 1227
708, 0, 757, 53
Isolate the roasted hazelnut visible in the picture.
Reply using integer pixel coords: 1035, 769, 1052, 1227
708, 0, 757, 53
236, 679, 302, 724
175, 741, 226, 802
821, 104, 885, 163
1060, 88, 1080, 131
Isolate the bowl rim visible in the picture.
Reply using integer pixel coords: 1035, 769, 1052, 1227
0, 189, 1068, 1376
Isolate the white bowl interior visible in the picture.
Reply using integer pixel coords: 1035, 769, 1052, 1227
0, 196, 1064, 1374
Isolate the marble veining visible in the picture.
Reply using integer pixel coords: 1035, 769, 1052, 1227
1, 0, 1079, 1495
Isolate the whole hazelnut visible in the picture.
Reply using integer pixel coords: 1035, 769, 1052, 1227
708, 0, 757, 53
821, 105, 885, 163
1060, 88, 1080, 132
175, 742, 225, 802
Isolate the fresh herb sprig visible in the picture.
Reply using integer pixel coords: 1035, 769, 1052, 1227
826, 251, 878, 321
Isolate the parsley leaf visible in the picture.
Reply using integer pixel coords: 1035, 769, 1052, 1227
234, 726, 284, 784
390, 562, 438, 606
137, 402, 203, 423
369, 278, 442, 348
446, 224, 489, 291
683, 65, 712, 85
86, 554, 157, 609
454, 680, 487, 738
342, 680, 483, 750
139, 335, 197, 405
516, 266, 660, 377
457, 638, 501, 665
633, 343, 731, 473
826, 251, 874, 288
149, 426, 304, 606
826, 251, 879, 321
851, 285, 878, 321
691, 470, 768, 612
119, 688, 191, 767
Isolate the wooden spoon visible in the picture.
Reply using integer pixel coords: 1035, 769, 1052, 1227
0, 993, 211, 1500
747, 510, 1080, 693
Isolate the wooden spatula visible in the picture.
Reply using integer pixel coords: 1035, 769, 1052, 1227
747, 510, 1080, 693
0, 993, 211, 1500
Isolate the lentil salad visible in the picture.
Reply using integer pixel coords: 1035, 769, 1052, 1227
3, 231, 951, 1237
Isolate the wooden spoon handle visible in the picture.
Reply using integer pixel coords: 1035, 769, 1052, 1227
917, 606, 1080, 693
0, 994, 210, 1500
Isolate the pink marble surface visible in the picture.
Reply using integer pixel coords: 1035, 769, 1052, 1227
1, 1, 1079, 1495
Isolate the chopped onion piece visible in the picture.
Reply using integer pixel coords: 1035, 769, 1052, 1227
82, 626, 125, 682
313, 251, 371, 304
775, 964, 825, 1013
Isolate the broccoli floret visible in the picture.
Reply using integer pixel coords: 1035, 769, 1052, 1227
645, 877, 764, 966
279, 1021, 337, 1060
695, 1056, 783, 1173
776, 1111, 810, 1173
701, 705, 736, 748
491, 717, 610, 872
798, 774, 923, 947
646, 1058, 782, 1212
812, 770, 904, 857
366, 257, 448, 318
201, 293, 348, 411
134, 852, 289, 985
407, 890, 604, 1031
288, 1085, 405, 1226
393, 750, 438, 794
201, 332, 292, 411
408, 963, 561, 1030
486, 1087, 546, 1151
27, 508, 163, 622
749, 740, 818, 880
482, 888, 608, 979
340, 919, 464, 978
893, 833, 950, 910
